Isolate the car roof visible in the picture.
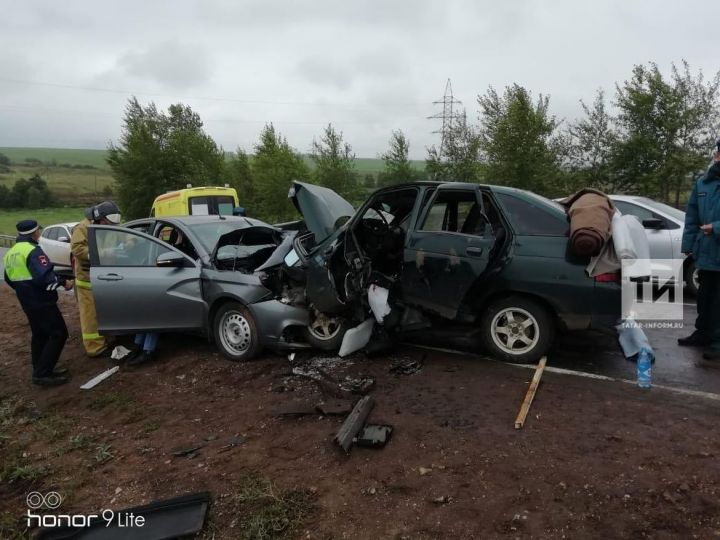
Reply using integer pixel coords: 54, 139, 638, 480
46, 222, 78, 228
147, 215, 272, 228
371, 181, 543, 196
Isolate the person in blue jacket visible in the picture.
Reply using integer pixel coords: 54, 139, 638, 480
679, 139, 720, 359
3, 220, 75, 385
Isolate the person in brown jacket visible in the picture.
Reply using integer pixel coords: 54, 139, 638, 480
71, 201, 121, 357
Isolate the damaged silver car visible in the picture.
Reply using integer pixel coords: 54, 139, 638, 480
87, 207, 346, 361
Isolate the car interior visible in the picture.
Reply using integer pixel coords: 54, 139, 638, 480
329, 187, 507, 320
156, 224, 199, 260
349, 187, 418, 277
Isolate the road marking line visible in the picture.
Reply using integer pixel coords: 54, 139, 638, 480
406, 343, 720, 402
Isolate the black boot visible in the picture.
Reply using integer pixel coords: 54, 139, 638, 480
127, 351, 155, 367
32, 374, 69, 386
678, 331, 710, 347
123, 346, 142, 363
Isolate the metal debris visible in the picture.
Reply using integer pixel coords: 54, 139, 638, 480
334, 395, 375, 453
172, 445, 204, 458
355, 424, 393, 448
80, 366, 120, 390
389, 356, 423, 376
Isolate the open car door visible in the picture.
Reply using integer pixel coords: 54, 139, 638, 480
402, 184, 495, 320
88, 225, 205, 334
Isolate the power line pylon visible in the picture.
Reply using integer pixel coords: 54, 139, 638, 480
428, 78, 464, 156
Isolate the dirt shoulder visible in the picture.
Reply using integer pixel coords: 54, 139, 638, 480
1, 287, 719, 539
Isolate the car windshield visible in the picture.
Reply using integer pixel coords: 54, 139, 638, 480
186, 221, 251, 252
636, 197, 685, 221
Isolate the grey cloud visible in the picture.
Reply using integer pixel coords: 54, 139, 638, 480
296, 57, 353, 91
1, 0, 720, 160
115, 41, 213, 91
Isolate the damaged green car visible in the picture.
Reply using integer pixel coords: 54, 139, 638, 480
284, 181, 621, 363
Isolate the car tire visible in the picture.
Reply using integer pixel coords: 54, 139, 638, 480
685, 259, 699, 297
304, 312, 348, 351
213, 302, 261, 361
480, 296, 554, 364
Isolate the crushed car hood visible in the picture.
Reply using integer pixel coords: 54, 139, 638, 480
213, 223, 282, 257
288, 181, 355, 242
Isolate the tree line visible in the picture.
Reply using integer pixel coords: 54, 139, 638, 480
108, 60, 720, 221
0, 170, 54, 209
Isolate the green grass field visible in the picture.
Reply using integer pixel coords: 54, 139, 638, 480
0, 207, 85, 236
0, 165, 114, 197
0, 147, 424, 221
0, 147, 424, 176
0, 147, 109, 169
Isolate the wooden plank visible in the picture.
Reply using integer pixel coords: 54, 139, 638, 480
514, 356, 547, 429
80, 366, 119, 390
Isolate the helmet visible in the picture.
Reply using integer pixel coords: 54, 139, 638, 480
90, 201, 121, 224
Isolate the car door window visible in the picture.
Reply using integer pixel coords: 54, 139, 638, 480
127, 222, 153, 234
95, 229, 173, 267
496, 193, 568, 236
613, 200, 670, 229
44, 227, 58, 240
421, 190, 486, 236
614, 201, 654, 221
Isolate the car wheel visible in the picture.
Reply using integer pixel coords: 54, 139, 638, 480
480, 296, 554, 364
304, 311, 348, 351
685, 260, 699, 297
214, 302, 261, 361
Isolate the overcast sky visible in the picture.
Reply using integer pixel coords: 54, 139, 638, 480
1, 0, 718, 159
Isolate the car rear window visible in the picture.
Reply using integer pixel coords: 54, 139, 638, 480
496, 192, 569, 236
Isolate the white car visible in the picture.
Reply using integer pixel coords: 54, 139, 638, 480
609, 195, 698, 294
39, 222, 78, 268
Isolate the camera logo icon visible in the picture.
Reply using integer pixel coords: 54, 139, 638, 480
26, 491, 62, 509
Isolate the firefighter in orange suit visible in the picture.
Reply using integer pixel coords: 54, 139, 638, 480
71, 201, 121, 357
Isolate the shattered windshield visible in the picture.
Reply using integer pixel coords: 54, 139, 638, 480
186, 222, 250, 252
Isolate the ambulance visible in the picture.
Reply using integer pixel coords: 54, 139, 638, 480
150, 185, 239, 217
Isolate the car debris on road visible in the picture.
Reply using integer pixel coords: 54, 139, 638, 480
79, 365, 119, 390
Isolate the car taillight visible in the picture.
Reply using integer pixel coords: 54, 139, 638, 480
595, 272, 620, 283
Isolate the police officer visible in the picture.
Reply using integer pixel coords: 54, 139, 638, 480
71, 201, 121, 357
3, 220, 74, 386
679, 139, 720, 359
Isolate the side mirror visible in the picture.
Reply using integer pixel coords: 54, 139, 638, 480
58, 236, 70, 243
156, 252, 186, 268
642, 218, 665, 230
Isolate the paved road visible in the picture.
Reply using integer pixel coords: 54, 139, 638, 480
550, 303, 720, 393
407, 299, 720, 395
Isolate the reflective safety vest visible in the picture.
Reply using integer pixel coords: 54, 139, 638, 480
3, 241, 34, 282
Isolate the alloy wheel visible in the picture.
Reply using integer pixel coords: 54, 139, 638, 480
308, 312, 343, 341
490, 307, 540, 356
